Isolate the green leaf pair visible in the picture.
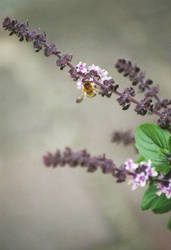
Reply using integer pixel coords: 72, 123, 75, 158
135, 123, 171, 230
135, 123, 171, 174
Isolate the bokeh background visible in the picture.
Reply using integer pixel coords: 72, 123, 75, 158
0, 0, 171, 249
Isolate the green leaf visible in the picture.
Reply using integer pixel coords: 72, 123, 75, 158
153, 205, 171, 214
154, 163, 171, 175
141, 184, 158, 210
142, 183, 171, 213
151, 194, 171, 213
168, 217, 171, 230
159, 148, 170, 156
135, 123, 170, 165
136, 155, 146, 163
168, 136, 171, 152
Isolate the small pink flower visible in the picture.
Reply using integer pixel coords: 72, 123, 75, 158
124, 159, 138, 171
102, 75, 112, 81
146, 166, 158, 177
141, 160, 158, 177
88, 64, 100, 72
156, 179, 171, 199
76, 62, 87, 74
135, 172, 148, 187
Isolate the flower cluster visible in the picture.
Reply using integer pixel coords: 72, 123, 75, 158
124, 159, 158, 190
75, 62, 115, 100
157, 181, 171, 199
2, 17, 171, 128
76, 62, 114, 96
156, 175, 171, 199
76, 62, 112, 82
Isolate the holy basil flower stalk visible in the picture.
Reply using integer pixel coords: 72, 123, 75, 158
43, 147, 171, 198
2, 16, 171, 129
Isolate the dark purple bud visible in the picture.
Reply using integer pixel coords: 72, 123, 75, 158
100, 159, 115, 174
154, 99, 171, 111
2, 16, 11, 29
139, 79, 153, 91
33, 33, 47, 52
68, 67, 79, 81
135, 97, 153, 115
25, 30, 37, 41
157, 108, 171, 129
111, 130, 135, 145
117, 87, 135, 110
145, 86, 159, 97
113, 165, 127, 183
56, 54, 72, 70
87, 158, 99, 172
17, 23, 29, 41
43, 152, 57, 167
44, 43, 57, 56
115, 59, 146, 86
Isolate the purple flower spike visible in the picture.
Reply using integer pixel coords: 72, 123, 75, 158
2, 17, 171, 128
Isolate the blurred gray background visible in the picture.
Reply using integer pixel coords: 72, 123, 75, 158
0, 0, 171, 250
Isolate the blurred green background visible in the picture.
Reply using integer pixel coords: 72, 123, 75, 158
0, 0, 171, 250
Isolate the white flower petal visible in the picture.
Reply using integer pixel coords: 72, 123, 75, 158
77, 80, 83, 89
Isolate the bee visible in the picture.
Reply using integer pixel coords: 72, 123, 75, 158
76, 81, 98, 103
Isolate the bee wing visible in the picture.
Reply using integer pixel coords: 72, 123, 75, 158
76, 92, 85, 103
